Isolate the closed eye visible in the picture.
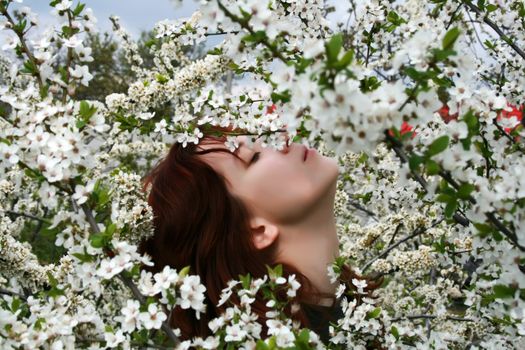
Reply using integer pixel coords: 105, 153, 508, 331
249, 152, 261, 164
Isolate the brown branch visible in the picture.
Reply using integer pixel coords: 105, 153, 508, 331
391, 314, 475, 322
62, 10, 75, 104
462, 0, 525, 60
3, 210, 50, 224
438, 169, 524, 251
216, 0, 288, 62
0, 287, 27, 301
79, 204, 180, 346
384, 131, 524, 250
0, 7, 44, 90
362, 218, 444, 273
77, 337, 172, 349
492, 117, 525, 155
347, 199, 378, 220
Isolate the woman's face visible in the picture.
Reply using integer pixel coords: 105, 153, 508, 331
197, 135, 339, 225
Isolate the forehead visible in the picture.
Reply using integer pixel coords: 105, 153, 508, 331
196, 138, 245, 182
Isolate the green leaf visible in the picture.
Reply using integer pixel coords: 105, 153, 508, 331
425, 159, 440, 175
493, 284, 517, 299
457, 183, 475, 200
431, 48, 457, 61
432, 234, 448, 254
390, 325, 400, 340
334, 49, 354, 70
90, 233, 107, 248
436, 193, 453, 203
47, 271, 58, 287
442, 27, 460, 50
477, 0, 486, 10
155, 74, 169, 84
72, 252, 94, 263
426, 135, 449, 157
294, 328, 311, 349
444, 199, 458, 218
73, 3, 86, 16
486, 4, 498, 12
409, 155, 424, 171
462, 110, 479, 132
242, 30, 266, 43
366, 307, 382, 319
239, 273, 252, 290
256, 340, 270, 350
75, 119, 87, 129
79, 100, 97, 121
358, 152, 369, 164
179, 266, 190, 278
11, 298, 21, 312
359, 75, 381, 92
105, 223, 117, 236
21, 60, 38, 75
325, 34, 343, 64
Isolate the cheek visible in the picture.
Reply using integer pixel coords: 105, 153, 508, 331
242, 161, 317, 222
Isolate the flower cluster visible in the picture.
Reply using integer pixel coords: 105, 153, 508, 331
1, 0, 525, 348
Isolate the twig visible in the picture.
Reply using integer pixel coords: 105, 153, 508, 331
62, 10, 75, 104
77, 337, 173, 349
0, 7, 44, 90
391, 314, 475, 322
492, 117, 525, 155
216, 1, 288, 62
204, 31, 239, 36
362, 218, 444, 273
79, 204, 180, 346
462, 0, 525, 60
447, 248, 474, 255
384, 131, 525, 247
425, 267, 436, 338
385, 223, 403, 247
438, 169, 524, 250
446, 4, 464, 30
398, 81, 421, 112
347, 199, 378, 219
32, 207, 48, 242
0, 287, 27, 301
464, 6, 486, 52
3, 210, 50, 224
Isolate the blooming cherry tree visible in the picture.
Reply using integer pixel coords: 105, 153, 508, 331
1, 0, 525, 348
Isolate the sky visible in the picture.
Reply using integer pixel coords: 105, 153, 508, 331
0, 1, 352, 59
19, 0, 200, 38
15, 1, 350, 38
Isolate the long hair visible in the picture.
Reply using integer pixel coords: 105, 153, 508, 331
138, 127, 383, 339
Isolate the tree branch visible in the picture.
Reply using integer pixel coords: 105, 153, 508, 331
0, 287, 27, 301
362, 218, 444, 273
391, 314, 475, 322
0, 7, 44, 91
79, 204, 180, 346
216, 0, 288, 62
2, 210, 50, 224
62, 10, 75, 104
462, 0, 525, 61
384, 131, 524, 250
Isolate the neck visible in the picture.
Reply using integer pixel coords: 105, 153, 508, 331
277, 182, 339, 306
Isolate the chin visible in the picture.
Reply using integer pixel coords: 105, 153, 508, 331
325, 157, 340, 183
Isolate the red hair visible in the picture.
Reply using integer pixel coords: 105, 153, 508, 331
139, 127, 382, 339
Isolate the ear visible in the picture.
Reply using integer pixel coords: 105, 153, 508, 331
250, 217, 280, 250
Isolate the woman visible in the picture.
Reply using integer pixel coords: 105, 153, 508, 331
139, 126, 382, 343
